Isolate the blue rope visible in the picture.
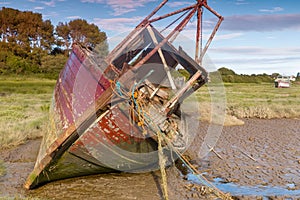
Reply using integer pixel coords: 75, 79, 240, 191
116, 81, 123, 97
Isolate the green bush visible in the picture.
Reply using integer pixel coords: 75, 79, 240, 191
215, 67, 273, 83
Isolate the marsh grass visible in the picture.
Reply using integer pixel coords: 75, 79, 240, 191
197, 82, 300, 125
0, 75, 299, 148
0, 159, 5, 177
0, 76, 55, 149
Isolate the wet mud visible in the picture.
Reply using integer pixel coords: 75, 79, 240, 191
0, 119, 299, 199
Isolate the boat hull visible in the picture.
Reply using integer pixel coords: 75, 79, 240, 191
25, 23, 209, 189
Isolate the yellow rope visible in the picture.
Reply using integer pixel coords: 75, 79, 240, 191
161, 133, 232, 200
157, 131, 169, 200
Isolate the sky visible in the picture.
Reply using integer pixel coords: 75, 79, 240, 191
1, 0, 300, 75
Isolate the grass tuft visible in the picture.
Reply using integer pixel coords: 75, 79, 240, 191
0, 160, 5, 177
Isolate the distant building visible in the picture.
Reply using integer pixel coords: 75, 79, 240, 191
274, 75, 290, 88
290, 75, 296, 82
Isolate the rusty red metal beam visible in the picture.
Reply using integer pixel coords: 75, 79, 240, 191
107, 0, 169, 64
194, 0, 223, 64
137, 0, 168, 28
200, 17, 223, 62
148, 4, 196, 23
195, 6, 202, 64
132, 7, 198, 71
162, 70, 202, 113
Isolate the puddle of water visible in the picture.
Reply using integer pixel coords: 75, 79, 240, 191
187, 174, 300, 197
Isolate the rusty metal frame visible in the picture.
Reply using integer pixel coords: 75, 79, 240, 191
110, 0, 223, 68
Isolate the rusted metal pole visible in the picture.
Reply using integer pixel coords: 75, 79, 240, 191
194, 0, 223, 61
105, 27, 146, 64
195, 5, 203, 64
203, 3, 223, 19
137, 0, 168, 27
200, 17, 223, 61
149, 4, 196, 23
132, 7, 198, 71
162, 70, 202, 113
107, 0, 168, 63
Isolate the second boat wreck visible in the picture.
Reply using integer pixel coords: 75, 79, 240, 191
25, 0, 223, 189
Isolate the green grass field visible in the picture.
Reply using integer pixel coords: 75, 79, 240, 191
0, 76, 55, 149
197, 82, 300, 125
0, 75, 299, 148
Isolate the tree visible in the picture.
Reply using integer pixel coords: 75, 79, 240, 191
271, 73, 280, 79
55, 22, 71, 51
0, 7, 108, 76
56, 19, 107, 52
0, 7, 55, 56
218, 67, 236, 75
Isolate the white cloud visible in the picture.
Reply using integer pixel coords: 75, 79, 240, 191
222, 14, 300, 32
167, 1, 193, 8
42, 0, 56, 7
211, 47, 300, 56
67, 16, 81, 19
0, 2, 11, 5
81, 0, 157, 16
93, 16, 144, 32
209, 46, 300, 75
259, 7, 284, 13
212, 55, 300, 75
43, 11, 59, 18
34, 6, 44, 10
235, 0, 249, 5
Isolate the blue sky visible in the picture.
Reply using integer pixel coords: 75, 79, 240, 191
1, 0, 300, 75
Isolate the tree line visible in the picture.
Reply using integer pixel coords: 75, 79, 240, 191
211, 67, 299, 83
0, 7, 107, 78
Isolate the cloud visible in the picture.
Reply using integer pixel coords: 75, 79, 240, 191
0, 2, 11, 5
214, 56, 300, 65
212, 54, 300, 75
167, 1, 193, 8
67, 16, 81, 19
235, 0, 249, 5
34, 6, 44, 10
210, 46, 300, 74
43, 11, 59, 18
214, 32, 244, 40
221, 14, 300, 32
42, 0, 56, 7
211, 47, 300, 56
259, 7, 283, 13
93, 16, 144, 32
81, 0, 157, 16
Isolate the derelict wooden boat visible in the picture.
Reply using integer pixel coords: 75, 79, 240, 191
25, 0, 223, 189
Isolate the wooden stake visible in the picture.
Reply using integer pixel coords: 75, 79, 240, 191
207, 144, 223, 160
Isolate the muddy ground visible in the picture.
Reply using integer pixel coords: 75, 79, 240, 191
0, 118, 299, 199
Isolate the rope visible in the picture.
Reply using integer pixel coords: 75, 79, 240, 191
110, 69, 231, 199
157, 131, 169, 200
160, 132, 232, 200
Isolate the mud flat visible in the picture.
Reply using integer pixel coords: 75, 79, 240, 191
0, 118, 300, 199
187, 118, 300, 199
